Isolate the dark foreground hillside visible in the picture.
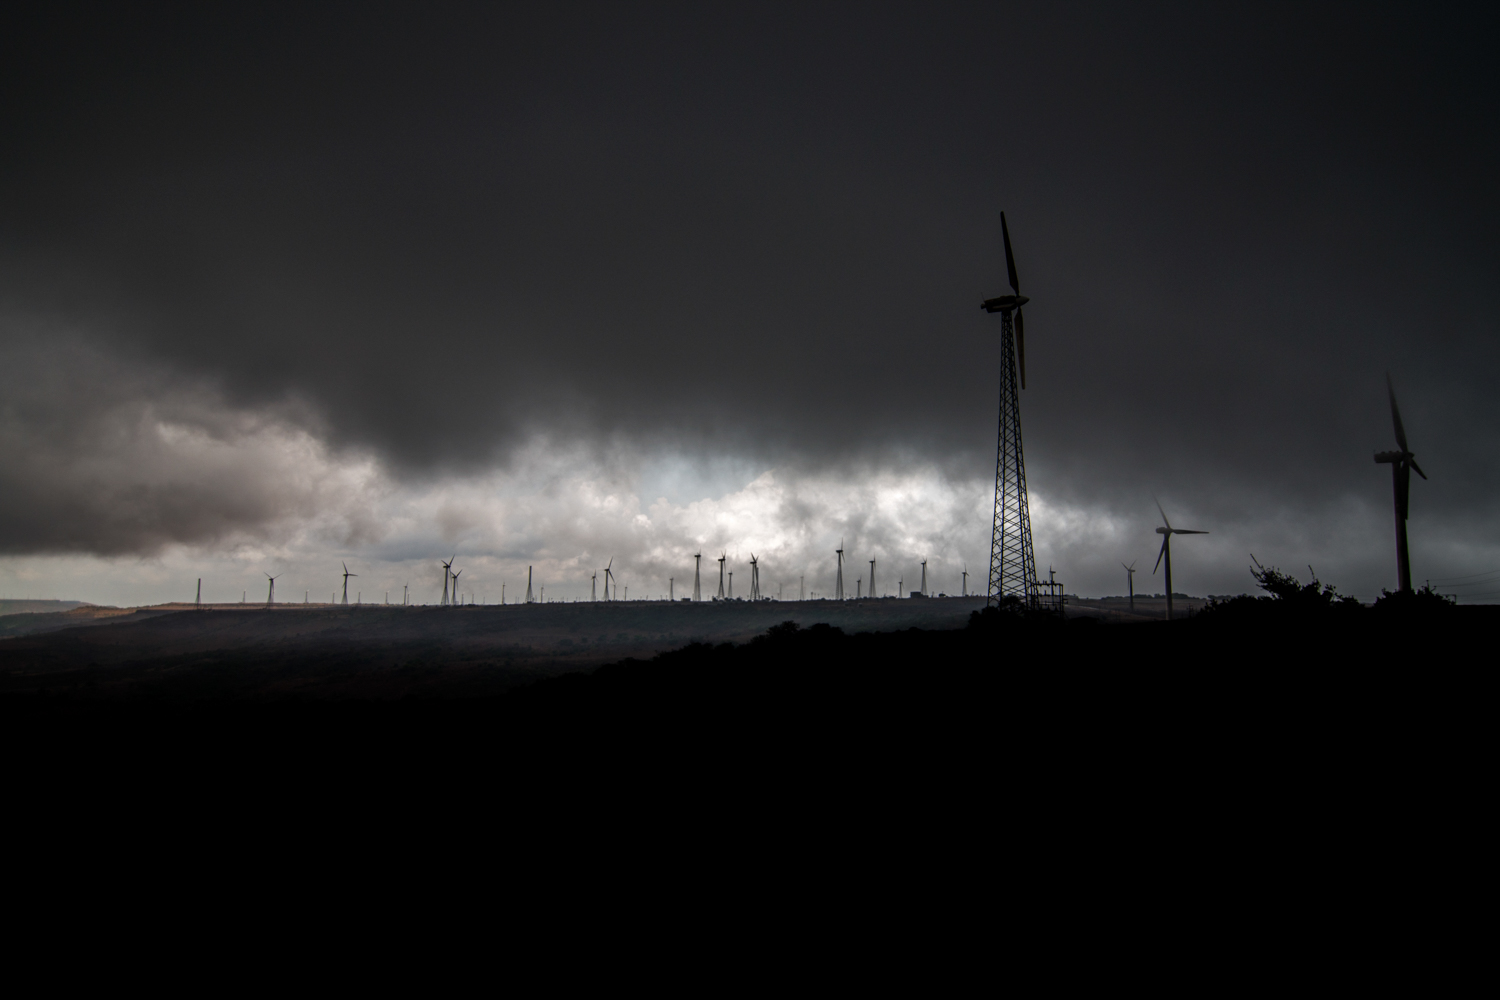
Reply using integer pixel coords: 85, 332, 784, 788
3, 601, 1489, 783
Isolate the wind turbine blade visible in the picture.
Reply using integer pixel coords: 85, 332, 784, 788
1001, 211, 1019, 294
1015, 307, 1026, 390
1153, 535, 1168, 573
1387, 374, 1410, 454
343, 562, 348, 573
1154, 498, 1172, 532
1174, 529, 1209, 535
1410, 459, 1428, 480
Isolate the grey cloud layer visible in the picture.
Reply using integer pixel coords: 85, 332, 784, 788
1, 4, 1497, 589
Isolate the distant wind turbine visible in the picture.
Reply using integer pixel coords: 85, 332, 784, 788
441, 556, 455, 606
342, 562, 356, 605
717, 553, 726, 599
1122, 561, 1137, 611
265, 573, 279, 607
693, 552, 702, 602
1374, 374, 1428, 594
749, 555, 760, 601
835, 541, 845, 600
1153, 500, 1207, 620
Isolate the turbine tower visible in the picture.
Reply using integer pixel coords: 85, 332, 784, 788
1122, 561, 1137, 612
195, 578, 201, 608
919, 559, 927, 597
869, 558, 876, 599
749, 554, 760, 601
717, 553, 726, 599
441, 556, 454, 607
981, 211, 1039, 606
342, 562, 356, 605
526, 565, 534, 603
591, 571, 597, 602
835, 541, 845, 600
693, 552, 702, 602
961, 566, 968, 597
265, 573, 279, 607
451, 569, 462, 606
605, 558, 615, 601
1153, 500, 1207, 620
1374, 374, 1428, 594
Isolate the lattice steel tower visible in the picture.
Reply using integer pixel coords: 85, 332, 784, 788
981, 212, 1038, 606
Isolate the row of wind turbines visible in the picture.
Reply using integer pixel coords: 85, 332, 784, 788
249, 368, 1428, 615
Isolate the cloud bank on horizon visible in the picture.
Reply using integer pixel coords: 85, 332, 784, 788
1, 5, 1497, 604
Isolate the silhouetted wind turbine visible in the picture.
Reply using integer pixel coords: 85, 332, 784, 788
693, 552, 702, 602
451, 569, 462, 605
441, 556, 455, 606
717, 553, 726, 599
869, 558, 876, 599
749, 554, 760, 601
266, 573, 279, 606
342, 562, 356, 605
835, 541, 845, 600
1374, 374, 1428, 594
1122, 561, 1137, 612
919, 559, 927, 597
980, 210, 1039, 606
1153, 501, 1207, 621
591, 570, 597, 602
605, 558, 615, 601
526, 565, 534, 604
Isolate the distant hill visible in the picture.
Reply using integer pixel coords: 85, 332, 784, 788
0, 600, 95, 617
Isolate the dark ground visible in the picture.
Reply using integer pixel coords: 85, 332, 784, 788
3, 596, 1485, 940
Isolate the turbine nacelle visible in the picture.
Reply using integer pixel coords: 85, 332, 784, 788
980, 294, 1029, 313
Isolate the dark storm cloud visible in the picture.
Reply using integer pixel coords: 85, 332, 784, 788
2, 3, 1497, 566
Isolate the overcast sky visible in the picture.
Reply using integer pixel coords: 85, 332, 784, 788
2, 2, 1497, 606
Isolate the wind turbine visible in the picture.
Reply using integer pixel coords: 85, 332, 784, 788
1374, 374, 1428, 594
342, 562, 357, 605
1153, 500, 1207, 620
749, 555, 760, 601
1122, 561, 1137, 612
717, 553, 726, 599
526, 565, 534, 604
869, 558, 876, 599
920, 559, 927, 597
451, 569, 462, 606
980, 210, 1039, 607
441, 556, 455, 606
605, 558, 616, 601
693, 552, 702, 602
835, 541, 845, 600
591, 571, 597, 602
961, 565, 967, 597
266, 573, 279, 606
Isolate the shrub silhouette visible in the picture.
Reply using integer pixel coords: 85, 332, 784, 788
1198, 557, 1361, 624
